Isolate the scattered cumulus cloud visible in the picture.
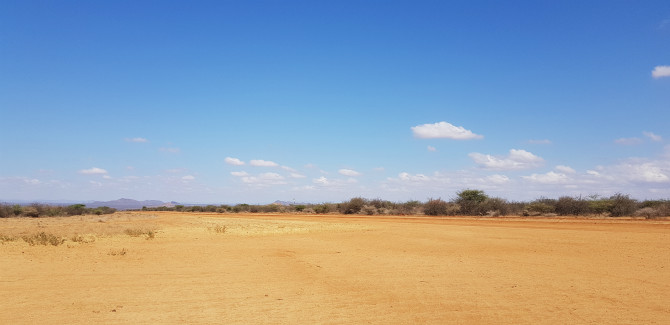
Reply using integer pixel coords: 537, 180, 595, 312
652, 65, 670, 79
614, 161, 669, 183
125, 137, 148, 143
523, 171, 570, 184
24, 178, 41, 185
313, 177, 329, 185
338, 169, 361, 177
469, 149, 544, 170
79, 167, 108, 175
411, 121, 483, 140
555, 165, 576, 174
230, 171, 249, 177
614, 137, 642, 145
225, 157, 245, 166
290, 173, 306, 178
181, 175, 195, 181
398, 172, 430, 182
486, 174, 510, 184
250, 159, 279, 167
240, 172, 286, 186
643, 131, 662, 142
427, 145, 437, 152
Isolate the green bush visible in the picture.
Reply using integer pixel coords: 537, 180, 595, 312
455, 190, 488, 215
340, 197, 367, 214
313, 204, 331, 214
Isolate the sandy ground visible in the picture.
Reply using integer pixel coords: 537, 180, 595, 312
1, 212, 669, 324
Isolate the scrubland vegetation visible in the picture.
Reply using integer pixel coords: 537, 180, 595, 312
2, 190, 669, 218
136, 190, 670, 218
0, 203, 116, 218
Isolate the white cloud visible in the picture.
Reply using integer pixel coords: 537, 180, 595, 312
182, 175, 195, 181
79, 167, 108, 175
527, 139, 552, 145
338, 169, 361, 177
485, 174, 510, 184
102, 175, 112, 179
586, 170, 601, 177
523, 171, 570, 184
643, 131, 663, 142
652, 65, 670, 79
469, 149, 544, 170
411, 121, 483, 140
241, 172, 286, 186
616, 161, 669, 183
427, 145, 437, 152
555, 165, 576, 174
24, 178, 41, 185
159, 147, 180, 154
225, 157, 245, 166
313, 176, 329, 185
281, 166, 297, 172
398, 172, 430, 182
230, 171, 249, 177
125, 137, 148, 143
614, 137, 642, 145
290, 173, 306, 178
250, 159, 279, 167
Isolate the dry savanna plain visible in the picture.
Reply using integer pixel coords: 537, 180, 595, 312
1, 211, 669, 324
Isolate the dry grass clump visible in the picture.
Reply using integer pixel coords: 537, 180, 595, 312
108, 248, 127, 256
124, 228, 155, 240
21, 232, 65, 246
208, 224, 227, 233
1, 234, 18, 243
70, 234, 96, 243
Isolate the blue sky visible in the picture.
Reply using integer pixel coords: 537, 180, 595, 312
1, 1, 669, 204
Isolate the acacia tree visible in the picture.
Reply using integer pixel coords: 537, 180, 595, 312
455, 190, 488, 215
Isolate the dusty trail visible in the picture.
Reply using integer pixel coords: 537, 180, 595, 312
1, 212, 669, 324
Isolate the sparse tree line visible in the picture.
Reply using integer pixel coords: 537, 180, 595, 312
3, 190, 669, 218
0, 203, 116, 218
138, 190, 670, 219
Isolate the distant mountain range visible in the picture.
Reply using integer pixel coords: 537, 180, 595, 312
87, 198, 178, 210
3, 198, 309, 210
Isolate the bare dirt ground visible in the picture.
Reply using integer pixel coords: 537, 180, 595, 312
1, 212, 669, 324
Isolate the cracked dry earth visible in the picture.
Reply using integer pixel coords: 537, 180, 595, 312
1, 212, 669, 324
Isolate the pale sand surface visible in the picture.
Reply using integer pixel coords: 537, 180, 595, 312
1, 212, 669, 324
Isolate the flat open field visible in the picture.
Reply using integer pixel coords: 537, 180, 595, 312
1, 212, 669, 324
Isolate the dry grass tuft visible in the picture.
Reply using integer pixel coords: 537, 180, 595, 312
1, 234, 18, 243
108, 248, 127, 256
70, 234, 95, 243
124, 228, 155, 240
21, 232, 65, 246
208, 224, 227, 233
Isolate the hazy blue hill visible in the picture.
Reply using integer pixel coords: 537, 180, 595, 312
88, 198, 174, 210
